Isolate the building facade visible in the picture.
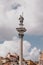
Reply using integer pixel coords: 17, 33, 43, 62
0, 53, 28, 65
39, 52, 43, 65
26, 60, 36, 65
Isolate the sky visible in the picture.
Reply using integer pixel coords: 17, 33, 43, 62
0, 0, 43, 61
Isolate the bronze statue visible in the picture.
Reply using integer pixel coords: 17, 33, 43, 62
19, 15, 24, 25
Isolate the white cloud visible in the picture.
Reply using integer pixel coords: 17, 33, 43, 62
0, 36, 40, 61
30, 47, 40, 61
0, 37, 31, 57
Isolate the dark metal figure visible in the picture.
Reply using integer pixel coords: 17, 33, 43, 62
19, 15, 24, 25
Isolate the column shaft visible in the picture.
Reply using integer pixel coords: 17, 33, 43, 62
19, 34, 24, 65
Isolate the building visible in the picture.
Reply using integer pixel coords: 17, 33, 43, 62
0, 53, 40, 65
0, 53, 28, 65
39, 52, 43, 65
26, 60, 36, 65
0, 53, 19, 65
0, 57, 3, 65
35, 51, 43, 65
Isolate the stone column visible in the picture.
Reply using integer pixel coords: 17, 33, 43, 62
19, 34, 24, 65
16, 15, 26, 65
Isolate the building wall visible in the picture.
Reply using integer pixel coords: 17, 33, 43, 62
3, 62, 11, 65
39, 52, 43, 65
27, 60, 36, 65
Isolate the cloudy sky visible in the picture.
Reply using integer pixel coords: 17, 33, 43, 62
0, 0, 43, 61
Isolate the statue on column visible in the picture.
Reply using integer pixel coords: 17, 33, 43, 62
19, 15, 24, 25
